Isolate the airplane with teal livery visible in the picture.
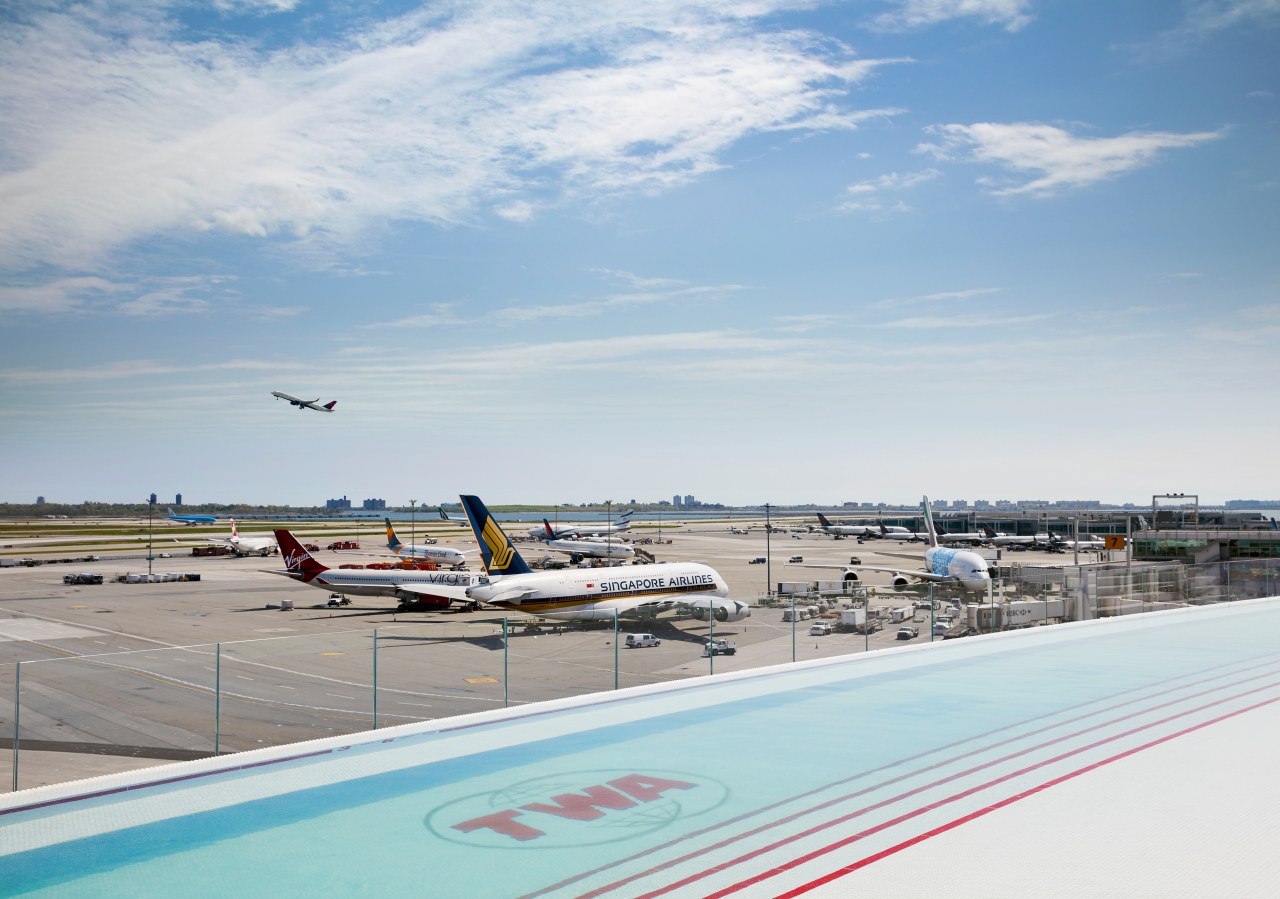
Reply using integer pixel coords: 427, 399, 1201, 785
167, 507, 216, 525
459, 495, 749, 622
790, 496, 992, 594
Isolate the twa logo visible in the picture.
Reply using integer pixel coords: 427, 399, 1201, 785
426, 770, 728, 848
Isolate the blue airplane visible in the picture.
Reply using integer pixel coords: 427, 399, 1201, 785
168, 508, 216, 525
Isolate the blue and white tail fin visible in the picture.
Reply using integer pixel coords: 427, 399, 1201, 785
921, 496, 939, 549
384, 517, 403, 552
460, 495, 533, 576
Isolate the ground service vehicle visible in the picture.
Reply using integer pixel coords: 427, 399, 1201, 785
749, 557, 766, 564
625, 633, 660, 648
702, 639, 737, 657
897, 625, 919, 640
809, 622, 832, 636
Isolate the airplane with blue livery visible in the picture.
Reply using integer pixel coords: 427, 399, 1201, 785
167, 507, 216, 525
792, 496, 992, 594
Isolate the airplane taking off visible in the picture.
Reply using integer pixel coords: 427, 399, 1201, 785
167, 508, 216, 525
211, 519, 276, 555
794, 497, 992, 594
384, 518, 469, 569
536, 520, 635, 562
527, 509, 634, 540
461, 495, 748, 622
271, 391, 336, 413
271, 529, 485, 609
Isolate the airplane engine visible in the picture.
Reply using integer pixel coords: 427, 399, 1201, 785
842, 570, 860, 584
889, 575, 913, 591
687, 599, 751, 622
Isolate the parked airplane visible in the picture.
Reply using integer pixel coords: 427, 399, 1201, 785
271, 391, 336, 413
535, 521, 636, 562
934, 525, 986, 545
794, 496, 992, 594
167, 508, 216, 525
272, 529, 485, 609
385, 518, 469, 569
211, 519, 277, 556
438, 507, 469, 526
879, 523, 929, 543
814, 513, 877, 539
730, 526, 749, 535
461, 495, 748, 622
1048, 533, 1106, 551
527, 510, 634, 540
979, 525, 1035, 547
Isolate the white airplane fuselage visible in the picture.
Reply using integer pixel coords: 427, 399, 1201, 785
467, 563, 735, 621
922, 545, 992, 593
544, 538, 635, 560
304, 567, 487, 599
392, 543, 468, 567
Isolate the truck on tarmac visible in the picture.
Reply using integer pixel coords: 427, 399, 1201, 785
327, 541, 360, 551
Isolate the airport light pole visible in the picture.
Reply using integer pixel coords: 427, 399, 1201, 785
147, 497, 154, 577
765, 503, 772, 597
409, 499, 417, 559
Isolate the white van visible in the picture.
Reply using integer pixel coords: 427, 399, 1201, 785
625, 633, 660, 648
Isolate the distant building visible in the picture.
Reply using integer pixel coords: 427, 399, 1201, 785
325, 496, 352, 511
149, 493, 157, 505
35, 496, 44, 505
362, 498, 386, 511
175, 493, 182, 505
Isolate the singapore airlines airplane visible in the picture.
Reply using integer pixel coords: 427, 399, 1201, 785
167, 507, 216, 525
211, 519, 277, 556
384, 518, 469, 569
794, 497, 992, 594
271, 391, 337, 413
461, 495, 748, 622
272, 529, 486, 609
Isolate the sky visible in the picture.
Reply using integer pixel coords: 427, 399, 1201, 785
1, 0, 1277, 509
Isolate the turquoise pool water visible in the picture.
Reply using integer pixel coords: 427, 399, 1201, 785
3, 599, 1279, 897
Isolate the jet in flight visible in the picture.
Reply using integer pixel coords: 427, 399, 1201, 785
167, 508, 216, 525
461, 495, 748, 622
272, 529, 485, 609
794, 496, 992, 594
271, 391, 337, 413
211, 519, 277, 556
384, 518, 469, 569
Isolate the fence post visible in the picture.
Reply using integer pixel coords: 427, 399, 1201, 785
372, 628, 379, 730
214, 643, 221, 756
503, 618, 509, 707
613, 611, 619, 691
12, 661, 19, 792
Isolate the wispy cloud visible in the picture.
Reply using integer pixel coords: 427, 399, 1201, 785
0, 2, 896, 274
836, 168, 939, 214
495, 283, 745, 322
917, 122, 1225, 196
880, 312, 1054, 328
868, 0, 1033, 32
875, 287, 1002, 308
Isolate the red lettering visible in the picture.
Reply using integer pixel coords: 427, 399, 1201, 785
608, 774, 697, 802
452, 809, 544, 842
522, 785, 637, 821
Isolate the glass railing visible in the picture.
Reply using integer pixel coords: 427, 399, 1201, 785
8, 557, 1280, 791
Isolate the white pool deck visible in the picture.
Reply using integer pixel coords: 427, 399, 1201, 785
3, 598, 1280, 897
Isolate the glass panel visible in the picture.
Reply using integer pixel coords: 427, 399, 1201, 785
373, 618, 509, 723
12, 645, 217, 791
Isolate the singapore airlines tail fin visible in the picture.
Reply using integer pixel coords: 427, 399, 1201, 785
459, 495, 534, 577
921, 496, 940, 549
274, 529, 329, 582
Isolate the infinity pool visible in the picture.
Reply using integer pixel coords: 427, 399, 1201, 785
4, 599, 1279, 897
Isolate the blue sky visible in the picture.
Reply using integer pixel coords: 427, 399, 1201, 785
1, 0, 1276, 508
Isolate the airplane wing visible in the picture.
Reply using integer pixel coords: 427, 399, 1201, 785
848, 565, 954, 585
394, 583, 475, 603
